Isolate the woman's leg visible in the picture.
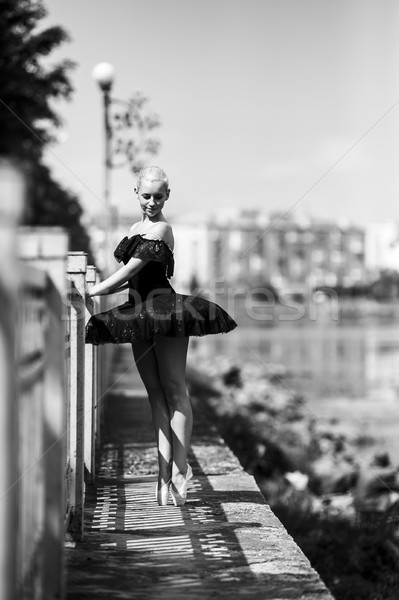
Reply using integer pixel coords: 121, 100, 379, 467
154, 336, 192, 476
131, 340, 173, 484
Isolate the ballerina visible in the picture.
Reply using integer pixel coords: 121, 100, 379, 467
85, 166, 237, 505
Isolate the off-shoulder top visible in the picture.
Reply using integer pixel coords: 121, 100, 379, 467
113, 234, 175, 302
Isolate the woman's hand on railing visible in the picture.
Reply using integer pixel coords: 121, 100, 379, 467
87, 284, 101, 297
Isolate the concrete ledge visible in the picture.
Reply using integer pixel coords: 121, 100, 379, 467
66, 347, 334, 599
189, 442, 334, 598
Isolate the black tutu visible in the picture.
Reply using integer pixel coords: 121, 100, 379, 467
85, 234, 237, 345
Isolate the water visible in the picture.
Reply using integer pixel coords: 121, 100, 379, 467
190, 315, 399, 462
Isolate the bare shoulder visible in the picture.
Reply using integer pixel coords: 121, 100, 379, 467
128, 222, 141, 237
143, 222, 174, 250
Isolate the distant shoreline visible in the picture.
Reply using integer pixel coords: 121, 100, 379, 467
208, 293, 399, 327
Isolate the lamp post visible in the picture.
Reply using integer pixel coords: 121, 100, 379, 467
92, 62, 115, 273
92, 62, 160, 272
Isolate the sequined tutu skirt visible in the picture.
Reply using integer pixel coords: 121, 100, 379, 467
85, 292, 237, 344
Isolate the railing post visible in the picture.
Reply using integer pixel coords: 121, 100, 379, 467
42, 276, 66, 600
66, 252, 87, 541
95, 275, 107, 458
0, 159, 24, 600
84, 266, 97, 481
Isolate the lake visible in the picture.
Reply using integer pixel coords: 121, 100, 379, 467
189, 308, 399, 464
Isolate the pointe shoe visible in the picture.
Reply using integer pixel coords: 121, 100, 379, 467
155, 479, 171, 506
171, 465, 193, 506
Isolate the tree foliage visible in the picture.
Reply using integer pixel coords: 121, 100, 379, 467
24, 162, 94, 262
0, 0, 92, 258
0, 0, 74, 159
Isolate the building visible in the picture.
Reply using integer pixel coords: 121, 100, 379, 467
365, 221, 399, 276
88, 207, 396, 295
172, 209, 368, 294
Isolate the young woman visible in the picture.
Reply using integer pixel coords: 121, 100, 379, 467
85, 166, 237, 506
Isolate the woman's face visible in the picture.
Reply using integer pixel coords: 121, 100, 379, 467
136, 179, 169, 219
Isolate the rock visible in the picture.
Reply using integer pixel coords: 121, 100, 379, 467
309, 455, 358, 495
285, 471, 309, 491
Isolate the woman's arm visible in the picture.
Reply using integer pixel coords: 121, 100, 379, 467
88, 256, 147, 296
106, 282, 130, 294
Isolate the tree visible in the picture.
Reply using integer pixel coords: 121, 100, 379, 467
370, 270, 399, 301
0, 0, 74, 160
24, 162, 95, 263
0, 0, 93, 257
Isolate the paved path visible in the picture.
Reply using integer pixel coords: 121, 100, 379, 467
66, 346, 334, 599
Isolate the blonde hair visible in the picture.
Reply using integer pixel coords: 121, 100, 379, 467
136, 166, 169, 190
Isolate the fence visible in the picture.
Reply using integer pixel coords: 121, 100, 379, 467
17, 252, 110, 599
0, 160, 113, 599
17, 265, 66, 600
0, 160, 25, 600
65, 252, 113, 540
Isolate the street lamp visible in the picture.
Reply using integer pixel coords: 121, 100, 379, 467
92, 62, 115, 273
92, 62, 160, 272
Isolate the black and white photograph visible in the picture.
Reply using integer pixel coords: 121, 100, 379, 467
1, 1, 399, 599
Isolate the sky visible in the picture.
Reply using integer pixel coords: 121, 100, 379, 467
43, 0, 399, 226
